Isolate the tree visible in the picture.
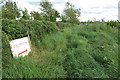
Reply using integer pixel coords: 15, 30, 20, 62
30, 11, 43, 20
61, 2, 81, 24
2, 0, 21, 19
21, 8, 30, 20
40, 0, 60, 21
61, 14, 67, 22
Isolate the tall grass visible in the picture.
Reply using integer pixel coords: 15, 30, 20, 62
2, 22, 118, 78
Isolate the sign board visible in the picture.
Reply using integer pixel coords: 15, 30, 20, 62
10, 37, 31, 58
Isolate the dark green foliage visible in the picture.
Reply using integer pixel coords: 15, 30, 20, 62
40, 0, 60, 21
2, 32, 12, 70
2, 0, 21, 19
106, 21, 120, 28
21, 8, 30, 20
30, 11, 44, 20
61, 2, 80, 24
2, 19, 60, 40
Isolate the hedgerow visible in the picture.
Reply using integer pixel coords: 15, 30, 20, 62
2, 19, 76, 78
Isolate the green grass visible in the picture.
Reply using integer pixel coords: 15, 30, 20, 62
2, 22, 118, 78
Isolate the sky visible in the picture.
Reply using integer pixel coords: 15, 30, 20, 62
12, 0, 119, 22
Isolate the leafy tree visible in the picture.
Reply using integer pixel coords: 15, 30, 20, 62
40, 0, 60, 21
61, 2, 81, 24
21, 8, 30, 20
2, 0, 21, 19
30, 11, 43, 20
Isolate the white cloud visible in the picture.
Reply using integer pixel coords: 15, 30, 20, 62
13, 0, 40, 12
12, 0, 119, 21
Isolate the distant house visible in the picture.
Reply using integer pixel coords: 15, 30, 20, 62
56, 18, 62, 22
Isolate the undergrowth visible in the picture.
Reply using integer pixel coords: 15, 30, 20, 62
2, 22, 118, 78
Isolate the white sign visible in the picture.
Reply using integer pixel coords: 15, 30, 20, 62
10, 37, 31, 58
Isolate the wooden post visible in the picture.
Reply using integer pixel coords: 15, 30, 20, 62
27, 32, 32, 52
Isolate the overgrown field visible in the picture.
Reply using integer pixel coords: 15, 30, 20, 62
2, 20, 118, 78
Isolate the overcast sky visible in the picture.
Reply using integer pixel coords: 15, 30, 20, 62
12, 0, 119, 21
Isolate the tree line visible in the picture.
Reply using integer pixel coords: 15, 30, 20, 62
1, 0, 81, 24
